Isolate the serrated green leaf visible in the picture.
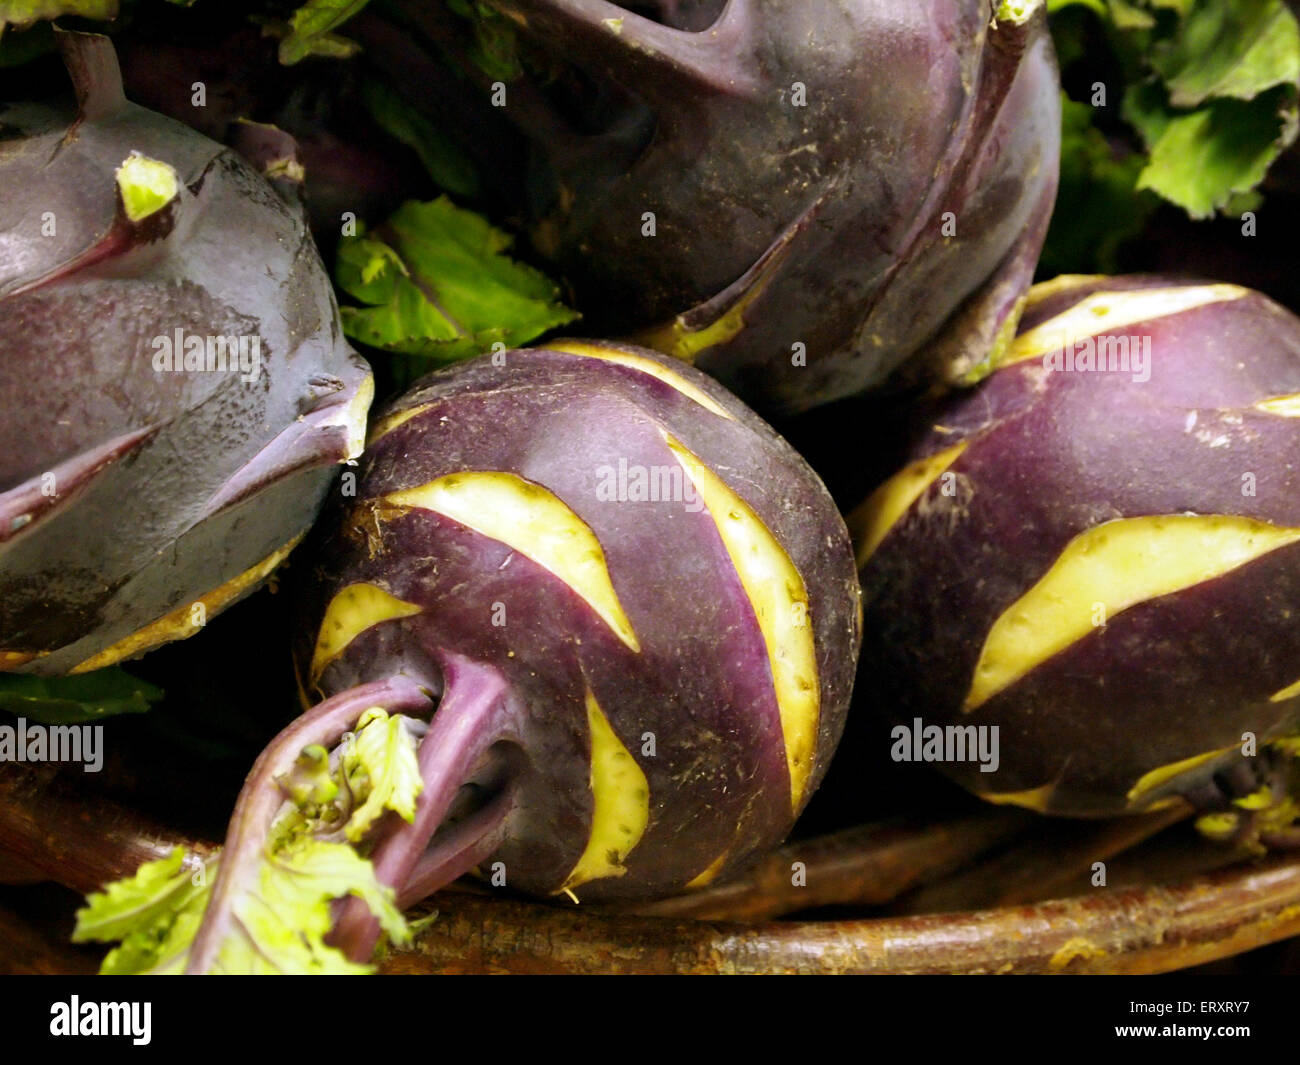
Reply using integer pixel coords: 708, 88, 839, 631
0, 666, 163, 725
1126, 81, 1296, 217
336, 233, 404, 303
212, 839, 408, 974
344, 707, 423, 840
336, 196, 579, 364
1150, 0, 1300, 107
73, 847, 207, 946
79, 835, 410, 975
1050, 0, 1300, 219
98, 866, 212, 975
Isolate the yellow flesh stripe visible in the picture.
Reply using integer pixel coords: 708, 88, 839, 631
382, 472, 641, 652
977, 781, 1056, 812
70, 534, 303, 674
1126, 745, 1238, 806
1256, 394, 1300, 417
1270, 676, 1300, 703
632, 255, 781, 365
1023, 274, 1109, 310
344, 373, 375, 460
310, 582, 423, 683
664, 434, 819, 811
634, 290, 760, 363
995, 284, 1248, 371
685, 851, 731, 890
965, 515, 1300, 712
0, 651, 40, 670
560, 689, 650, 892
848, 442, 968, 568
542, 340, 734, 420
367, 343, 736, 447
367, 403, 432, 446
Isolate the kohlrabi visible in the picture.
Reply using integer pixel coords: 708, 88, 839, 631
76, 340, 861, 973
398, 0, 1061, 414
0, 31, 372, 676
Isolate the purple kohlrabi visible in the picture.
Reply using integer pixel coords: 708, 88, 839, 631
0, 32, 372, 675
407, 0, 1061, 415
182, 341, 861, 970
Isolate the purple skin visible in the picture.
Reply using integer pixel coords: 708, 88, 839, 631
388, 0, 1060, 414
190, 342, 861, 966
856, 276, 1300, 817
0, 32, 372, 674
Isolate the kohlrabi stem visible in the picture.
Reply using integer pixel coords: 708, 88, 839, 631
56, 29, 126, 124
396, 788, 516, 908
183, 675, 433, 975
330, 652, 517, 962
483, 0, 755, 98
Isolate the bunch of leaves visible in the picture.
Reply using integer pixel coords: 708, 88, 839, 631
73, 707, 424, 974
335, 195, 578, 377
1048, 0, 1300, 236
244, 0, 528, 74
1040, 93, 1162, 276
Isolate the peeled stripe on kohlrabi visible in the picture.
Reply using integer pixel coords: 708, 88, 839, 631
174, 341, 860, 971
0, 32, 372, 675
410, 0, 1060, 414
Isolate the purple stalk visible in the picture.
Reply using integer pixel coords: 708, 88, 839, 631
329, 653, 517, 961
57, 27, 125, 125
396, 789, 516, 909
183, 675, 433, 975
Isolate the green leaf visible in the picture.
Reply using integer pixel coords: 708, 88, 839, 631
76, 712, 428, 974
362, 78, 481, 198
73, 847, 201, 944
1048, 0, 1109, 14
336, 196, 579, 364
78, 838, 410, 975
0, 1, 116, 35
99, 889, 208, 975
343, 707, 423, 841
275, 0, 371, 65
446, 0, 525, 82
212, 839, 408, 974
276, 743, 340, 808
1107, 0, 1157, 31
0, 667, 162, 725
1049, 0, 1300, 219
1041, 94, 1158, 275
75, 847, 212, 975
1150, 0, 1300, 107
1126, 81, 1295, 217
